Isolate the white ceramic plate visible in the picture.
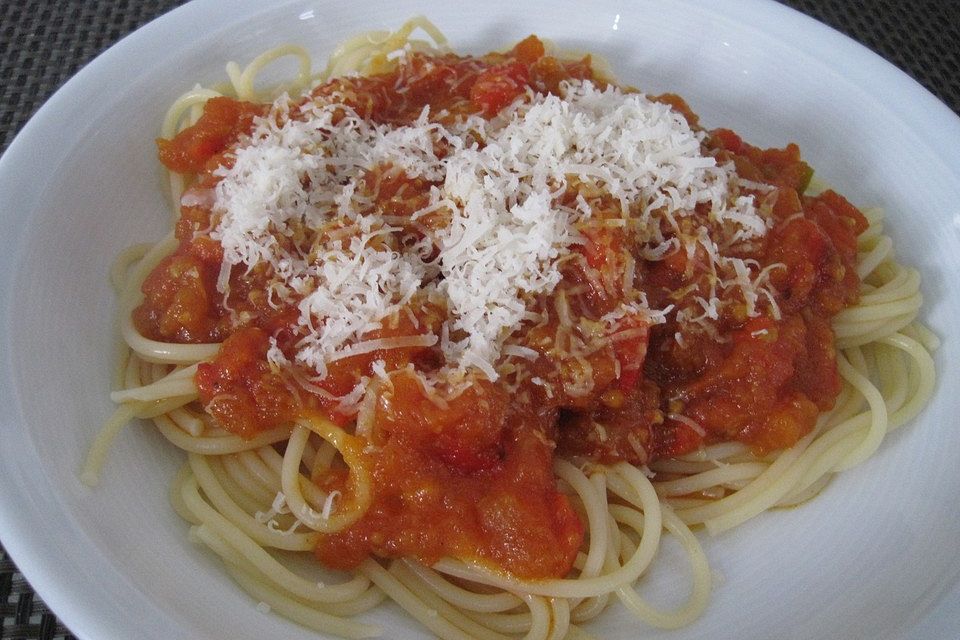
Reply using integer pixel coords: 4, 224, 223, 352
2, 1, 959, 638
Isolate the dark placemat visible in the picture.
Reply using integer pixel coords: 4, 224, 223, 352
1, 2, 958, 639
2, 0, 960, 158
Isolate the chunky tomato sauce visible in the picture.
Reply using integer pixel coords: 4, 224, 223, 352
141, 36, 866, 579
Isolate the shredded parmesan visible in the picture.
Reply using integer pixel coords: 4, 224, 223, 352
320, 490, 341, 520
254, 491, 290, 523
668, 413, 708, 437
207, 78, 772, 382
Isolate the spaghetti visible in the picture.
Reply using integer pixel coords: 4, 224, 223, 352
83, 17, 936, 640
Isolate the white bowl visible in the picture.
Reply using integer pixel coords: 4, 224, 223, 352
2, 1, 959, 638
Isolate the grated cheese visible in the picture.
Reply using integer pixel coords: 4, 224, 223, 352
207, 78, 772, 382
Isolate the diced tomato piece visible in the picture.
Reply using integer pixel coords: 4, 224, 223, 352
134, 253, 219, 342
157, 97, 262, 173
470, 62, 530, 116
512, 35, 545, 65
652, 420, 704, 459
195, 328, 299, 438
712, 128, 743, 154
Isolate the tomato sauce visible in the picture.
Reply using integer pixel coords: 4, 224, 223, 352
143, 36, 866, 579
315, 372, 582, 579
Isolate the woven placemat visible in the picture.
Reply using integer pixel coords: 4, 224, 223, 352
1, 0, 959, 157
1, 1, 958, 639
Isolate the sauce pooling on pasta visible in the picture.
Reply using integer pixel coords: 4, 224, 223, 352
143, 35, 866, 579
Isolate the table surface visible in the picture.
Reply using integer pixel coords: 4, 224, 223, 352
1, 1, 959, 638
